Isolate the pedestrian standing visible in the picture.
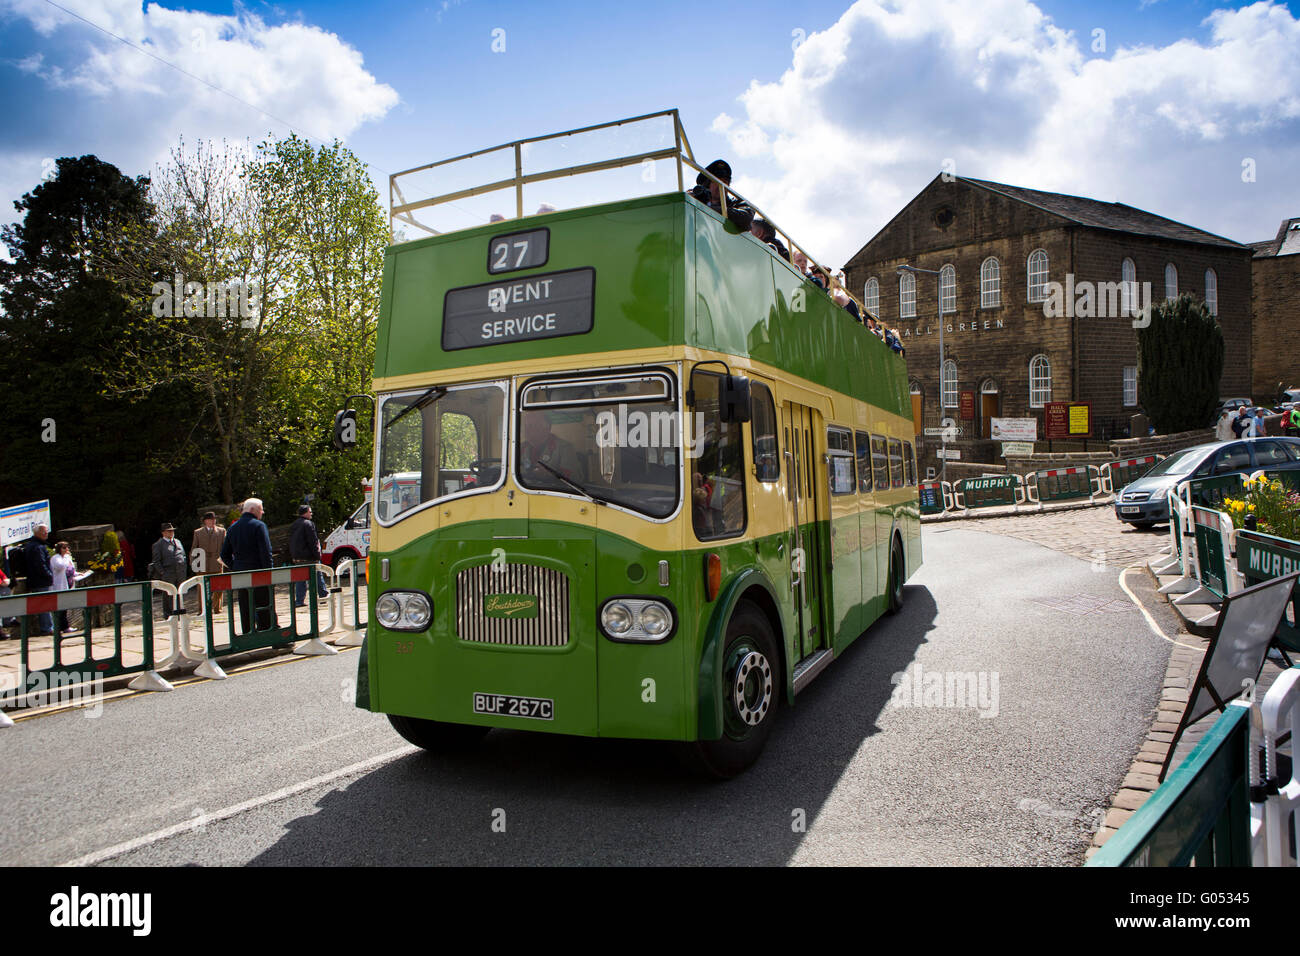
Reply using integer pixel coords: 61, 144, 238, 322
221, 498, 275, 635
289, 504, 328, 608
49, 541, 77, 633
192, 512, 227, 613
150, 523, 188, 618
21, 525, 55, 636
118, 532, 136, 582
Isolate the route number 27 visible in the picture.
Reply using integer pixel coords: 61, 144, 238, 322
492, 240, 529, 271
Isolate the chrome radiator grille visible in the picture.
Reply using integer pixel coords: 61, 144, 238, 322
456, 563, 570, 646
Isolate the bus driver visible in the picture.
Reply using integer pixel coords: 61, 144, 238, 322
520, 410, 583, 483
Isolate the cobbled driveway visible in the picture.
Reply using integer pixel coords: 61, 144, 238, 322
931, 505, 1168, 573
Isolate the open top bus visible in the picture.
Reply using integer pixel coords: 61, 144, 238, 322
342, 109, 920, 776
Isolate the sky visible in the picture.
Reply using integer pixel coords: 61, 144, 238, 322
1, 0, 1298, 268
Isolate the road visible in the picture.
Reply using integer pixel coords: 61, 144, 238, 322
0, 524, 1171, 866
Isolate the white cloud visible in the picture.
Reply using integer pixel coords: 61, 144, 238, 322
712, 0, 1300, 267
0, 0, 399, 225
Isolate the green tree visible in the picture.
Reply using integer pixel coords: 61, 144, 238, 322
0, 156, 198, 537
1136, 293, 1224, 433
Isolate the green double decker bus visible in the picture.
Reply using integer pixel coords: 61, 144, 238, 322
351, 111, 920, 775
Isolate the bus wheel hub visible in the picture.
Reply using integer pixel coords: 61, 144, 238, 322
731, 650, 772, 726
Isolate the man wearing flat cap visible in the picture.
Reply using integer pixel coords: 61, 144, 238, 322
687, 158, 754, 232
151, 522, 188, 618
289, 503, 327, 608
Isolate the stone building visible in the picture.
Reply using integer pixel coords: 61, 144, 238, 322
842, 176, 1254, 462
1250, 217, 1300, 401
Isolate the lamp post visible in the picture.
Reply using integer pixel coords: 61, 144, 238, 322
897, 264, 946, 485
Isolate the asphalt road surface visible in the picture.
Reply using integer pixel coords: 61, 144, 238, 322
0, 527, 1171, 866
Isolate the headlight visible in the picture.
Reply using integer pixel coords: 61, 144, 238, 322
376, 593, 403, 627
639, 603, 671, 637
601, 601, 634, 636
599, 597, 676, 643
376, 590, 433, 632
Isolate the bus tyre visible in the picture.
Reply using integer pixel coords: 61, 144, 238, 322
685, 601, 780, 779
887, 536, 905, 615
388, 714, 490, 752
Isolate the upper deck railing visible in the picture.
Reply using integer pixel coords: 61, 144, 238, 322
388, 109, 872, 319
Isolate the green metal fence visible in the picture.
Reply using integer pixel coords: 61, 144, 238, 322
954, 474, 1024, 510
1087, 703, 1252, 866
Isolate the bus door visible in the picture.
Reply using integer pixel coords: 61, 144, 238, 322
783, 402, 826, 660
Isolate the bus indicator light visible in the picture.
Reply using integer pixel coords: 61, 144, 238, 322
706, 553, 721, 602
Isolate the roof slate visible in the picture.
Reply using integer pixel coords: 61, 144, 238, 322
960, 177, 1249, 250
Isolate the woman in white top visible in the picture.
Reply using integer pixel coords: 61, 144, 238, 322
49, 541, 77, 633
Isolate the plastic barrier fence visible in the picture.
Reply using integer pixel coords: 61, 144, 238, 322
0, 581, 173, 714
1087, 702, 1253, 866
953, 474, 1025, 511
1026, 466, 1102, 506
1186, 474, 1244, 510
194, 566, 336, 680
1253, 667, 1299, 867
1101, 454, 1163, 494
1233, 529, 1300, 655
331, 558, 367, 647
1178, 507, 1234, 611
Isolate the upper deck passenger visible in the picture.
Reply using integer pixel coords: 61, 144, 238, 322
750, 218, 790, 261
687, 159, 754, 232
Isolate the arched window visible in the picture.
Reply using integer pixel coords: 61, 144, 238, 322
1164, 263, 1178, 301
1027, 250, 1049, 302
939, 264, 956, 313
899, 272, 916, 318
863, 277, 879, 313
1121, 258, 1137, 315
1029, 354, 1051, 408
980, 257, 1001, 308
942, 360, 958, 409
1205, 268, 1218, 315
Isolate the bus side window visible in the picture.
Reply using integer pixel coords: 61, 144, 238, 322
827, 427, 855, 495
888, 438, 904, 488
871, 434, 889, 490
856, 430, 872, 493
751, 383, 779, 482
904, 442, 916, 486
692, 371, 747, 540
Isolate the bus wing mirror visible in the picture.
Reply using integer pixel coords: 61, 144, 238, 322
721, 375, 752, 424
333, 409, 358, 451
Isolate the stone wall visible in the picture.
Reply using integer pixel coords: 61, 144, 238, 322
1108, 427, 1216, 460
1251, 252, 1300, 401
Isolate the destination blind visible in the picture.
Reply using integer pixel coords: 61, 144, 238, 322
442, 267, 595, 351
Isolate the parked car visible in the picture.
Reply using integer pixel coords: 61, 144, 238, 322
1216, 397, 1252, 417
1114, 436, 1300, 527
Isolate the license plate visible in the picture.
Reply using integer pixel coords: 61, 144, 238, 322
1121, 507, 1142, 514
473, 692, 554, 720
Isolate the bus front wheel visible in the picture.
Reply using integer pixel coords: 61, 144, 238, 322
685, 601, 780, 779
388, 714, 490, 751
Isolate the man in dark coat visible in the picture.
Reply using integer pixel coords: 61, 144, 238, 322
687, 159, 754, 232
150, 522, 188, 618
288, 504, 327, 607
221, 497, 275, 634
21, 524, 55, 635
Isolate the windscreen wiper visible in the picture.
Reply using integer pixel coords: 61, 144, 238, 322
536, 459, 611, 506
385, 386, 446, 430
